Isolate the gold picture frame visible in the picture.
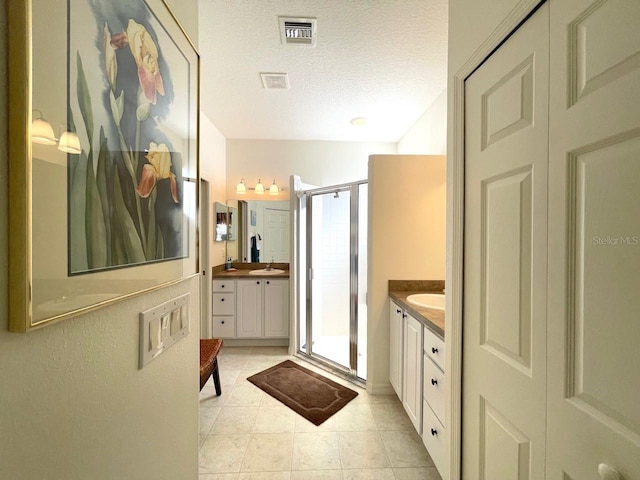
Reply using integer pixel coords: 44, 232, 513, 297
8, 0, 200, 332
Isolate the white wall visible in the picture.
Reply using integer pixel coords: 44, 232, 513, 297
226, 139, 396, 199
398, 89, 447, 155
0, 1, 200, 478
200, 113, 227, 267
368, 155, 446, 394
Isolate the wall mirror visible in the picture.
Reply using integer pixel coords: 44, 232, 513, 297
214, 201, 227, 242
226, 200, 290, 263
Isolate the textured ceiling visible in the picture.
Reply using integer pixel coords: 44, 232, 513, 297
199, 0, 448, 142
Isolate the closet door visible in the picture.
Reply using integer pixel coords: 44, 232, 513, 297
547, 0, 640, 478
462, 4, 549, 478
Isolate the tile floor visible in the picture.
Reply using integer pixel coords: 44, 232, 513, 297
199, 346, 442, 480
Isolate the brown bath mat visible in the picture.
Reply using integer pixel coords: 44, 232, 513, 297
247, 360, 358, 425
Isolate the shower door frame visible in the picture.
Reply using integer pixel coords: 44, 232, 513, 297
299, 179, 367, 384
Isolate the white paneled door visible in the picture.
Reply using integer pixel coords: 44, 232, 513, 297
546, 0, 640, 478
263, 208, 289, 262
463, 4, 549, 478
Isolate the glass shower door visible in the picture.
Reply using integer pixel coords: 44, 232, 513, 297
300, 180, 367, 382
309, 188, 351, 368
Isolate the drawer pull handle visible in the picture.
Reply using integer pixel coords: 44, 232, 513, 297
431, 378, 438, 386
402, 314, 407, 319
267, 281, 270, 285
430, 428, 438, 436
257, 281, 260, 285
221, 285, 225, 288
432, 347, 438, 354
221, 320, 225, 324
221, 298, 224, 302
396, 309, 401, 314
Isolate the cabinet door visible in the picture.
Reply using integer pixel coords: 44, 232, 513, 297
264, 280, 289, 337
403, 313, 423, 434
389, 301, 404, 400
236, 280, 263, 337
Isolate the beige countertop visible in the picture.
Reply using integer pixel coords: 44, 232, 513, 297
212, 263, 290, 279
388, 280, 445, 339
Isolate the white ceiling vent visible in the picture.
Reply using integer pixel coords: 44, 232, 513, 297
279, 17, 317, 46
260, 72, 290, 90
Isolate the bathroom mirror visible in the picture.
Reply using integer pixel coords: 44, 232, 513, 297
226, 200, 290, 262
227, 206, 238, 241
214, 202, 227, 242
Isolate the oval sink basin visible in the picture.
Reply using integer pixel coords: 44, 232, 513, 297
249, 269, 285, 275
406, 293, 445, 310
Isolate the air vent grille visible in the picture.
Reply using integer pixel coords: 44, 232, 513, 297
279, 17, 317, 46
260, 73, 290, 90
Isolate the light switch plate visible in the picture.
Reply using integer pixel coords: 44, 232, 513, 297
139, 293, 190, 368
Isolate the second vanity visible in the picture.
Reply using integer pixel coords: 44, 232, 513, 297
212, 263, 290, 344
389, 280, 446, 476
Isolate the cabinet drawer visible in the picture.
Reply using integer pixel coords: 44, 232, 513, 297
423, 355, 445, 426
212, 316, 235, 337
424, 327, 445, 371
422, 400, 446, 476
212, 280, 235, 293
212, 293, 235, 315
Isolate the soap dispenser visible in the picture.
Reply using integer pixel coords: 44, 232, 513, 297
225, 257, 232, 270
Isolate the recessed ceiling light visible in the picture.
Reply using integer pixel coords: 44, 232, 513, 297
350, 117, 367, 126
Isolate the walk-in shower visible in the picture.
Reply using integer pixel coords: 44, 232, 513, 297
293, 179, 367, 383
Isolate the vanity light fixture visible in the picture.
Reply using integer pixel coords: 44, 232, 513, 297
57, 125, 81, 154
31, 110, 57, 145
236, 178, 284, 195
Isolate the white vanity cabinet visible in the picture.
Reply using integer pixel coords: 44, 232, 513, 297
215, 278, 289, 339
389, 297, 447, 477
391, 300, 424, 433
236, 279, 263, 337
422, 326, 446, 475
212, 280, 236, 337
402, 312, 423, 434
263, 279, 289, 337
389, 301, 404, 399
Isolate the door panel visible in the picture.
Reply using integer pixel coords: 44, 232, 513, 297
463, 4, 549, 479
482, 168, 533, 373
547, 0, 640, 477
263, 208, 289, 262
403, 313, 423, 433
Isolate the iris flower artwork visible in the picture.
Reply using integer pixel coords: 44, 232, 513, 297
68, 0, 190, 274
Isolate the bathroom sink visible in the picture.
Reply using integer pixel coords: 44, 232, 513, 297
249, 268, 285, 275
406, 293, 445, 310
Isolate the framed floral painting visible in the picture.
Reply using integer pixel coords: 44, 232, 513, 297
8, 0, 200, 332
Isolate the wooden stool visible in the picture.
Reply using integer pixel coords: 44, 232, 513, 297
200, 338, 223, 394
